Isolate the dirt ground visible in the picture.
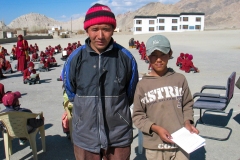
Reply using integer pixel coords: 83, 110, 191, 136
0, 29, 240, 160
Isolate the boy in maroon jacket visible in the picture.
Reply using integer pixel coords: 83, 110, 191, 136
23, 62, 40, 85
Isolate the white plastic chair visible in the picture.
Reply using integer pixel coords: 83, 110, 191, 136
0, 111, 46, 160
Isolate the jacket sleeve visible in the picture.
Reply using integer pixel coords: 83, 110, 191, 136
63, 47, 82, 101
23, 70, 28, 80
132, 83, 154, 135
182, 77, 194, 123
127, 56, 139, 106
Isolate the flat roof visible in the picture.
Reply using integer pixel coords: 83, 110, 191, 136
180, 12, 205, 15
134, 16, 157, 19
134, 12, 205, 19
157, 14, 180, 17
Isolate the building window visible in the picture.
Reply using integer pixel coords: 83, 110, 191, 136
149, 20, 155, 24
195, 25, 201, 30
189, 26, 194, 30
196, 17, 201, 22
149, 27, 154, 31
172, 26, 177, 31
183, 25, 188, 29
136, 27, 142, 31
159, 26, 165, 30
159, 19, 165, 23
136, 20, 142, 24
183, 17, 188, 21
172, 19, 178, 23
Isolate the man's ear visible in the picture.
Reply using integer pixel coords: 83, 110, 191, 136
86, 29, 89, 36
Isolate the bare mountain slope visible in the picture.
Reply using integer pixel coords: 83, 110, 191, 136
6, 0, 240, 32
0, 21, 10, 30
8, 13, 63, 31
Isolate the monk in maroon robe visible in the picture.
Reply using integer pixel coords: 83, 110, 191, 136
176, 53, 185, 67
184, 54, 200, 73
23, 62, 40, 84
11, 45, 17, 59
16, 35, 28, 72
0, 49, 5, 60
0, 83, 5, 103
77, 41, 81, 48
0, 58, 12, 74
34, 43, 39, 51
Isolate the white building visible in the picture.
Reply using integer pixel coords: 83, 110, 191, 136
51, 26, 62, 31
133, 12, 205, 34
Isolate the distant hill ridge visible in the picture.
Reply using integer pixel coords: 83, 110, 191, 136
1, 0, 240, 32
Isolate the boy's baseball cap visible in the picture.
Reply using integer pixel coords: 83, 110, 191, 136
146, 35, 171, 56
2, 91, 21, 106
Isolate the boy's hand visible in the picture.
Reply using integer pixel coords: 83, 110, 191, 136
151, 124, 174, 144
184, 120, 199, 134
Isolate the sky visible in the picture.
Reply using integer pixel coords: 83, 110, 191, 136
0, 0, 180, 25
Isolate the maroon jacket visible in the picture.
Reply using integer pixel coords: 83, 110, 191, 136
23, 68, 38, 80
184, 60, 198, 73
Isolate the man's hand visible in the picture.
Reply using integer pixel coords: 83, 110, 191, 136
151, 124, 174, 144
184, 120, 199, 134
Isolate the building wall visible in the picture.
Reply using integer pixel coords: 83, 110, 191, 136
133, 14, 204, 34
156, 17, 180, 32
179, 15, 204, 31
134, 18, 157, 34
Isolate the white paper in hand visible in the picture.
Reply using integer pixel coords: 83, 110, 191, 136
171, 127, 205, 154
30, 74, 37, 79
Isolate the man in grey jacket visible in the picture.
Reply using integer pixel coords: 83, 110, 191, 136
63, 3, 138, 160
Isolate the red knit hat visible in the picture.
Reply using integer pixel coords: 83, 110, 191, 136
2, 91, 21, 106
188, 54, 193, 60
28, 62, 35, 68
84, 3, 116, 30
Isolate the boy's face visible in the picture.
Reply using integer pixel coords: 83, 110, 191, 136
149, 50, 172, 76
29, 66, 33, 71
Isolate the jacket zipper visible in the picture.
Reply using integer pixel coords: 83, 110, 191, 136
75, 118, 80, 128
117, 111, 130, 126
98, 55, 102, 148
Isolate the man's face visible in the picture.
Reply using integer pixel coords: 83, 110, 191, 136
87, 24, 114, 54
149, 50, 171, 76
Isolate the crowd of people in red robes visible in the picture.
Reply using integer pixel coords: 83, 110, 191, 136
128, 38, 200, 73
6, 35, 82, 82
61, 41, 81, 61
176, 53, 200, 73
131, 40, 152, 70
0, 34, 63, 82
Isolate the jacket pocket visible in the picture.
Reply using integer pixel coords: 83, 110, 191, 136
117, 111, 130, 126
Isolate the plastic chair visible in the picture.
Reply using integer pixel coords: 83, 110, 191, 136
0, 111, 46, 160
193, 71, 236, 141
